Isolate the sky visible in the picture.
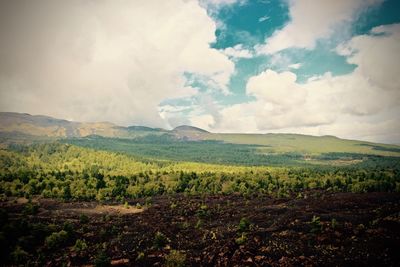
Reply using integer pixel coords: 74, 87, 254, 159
0, 0, 399, 143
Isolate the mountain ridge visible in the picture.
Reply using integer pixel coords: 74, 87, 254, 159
172, 125, 209, 133
0, 112, 350, 140
1, 112, 400, 157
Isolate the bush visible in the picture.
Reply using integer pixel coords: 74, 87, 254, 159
94, 250, 111, 267
165, 250, 186, 267
31, 223, 50, 241
195, 219, 203, 229
331, 218, 338, 230
22, 203, 39, 215
45, 230, 68, 249
11, 246, 29, 263
136, 251, 145, 261
73, 239, 88, 253
180, 221, 190, 230
238, 218, 250, 232
154, 231, 169, 249
235, 233, 247, 245
63, 221, 74, 235
145, 197, 153, 206
310, 215, 322, 233
196, 204, 209, 219
79, 214, 89, 224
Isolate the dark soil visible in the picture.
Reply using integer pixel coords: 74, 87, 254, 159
1, 191, 400, 266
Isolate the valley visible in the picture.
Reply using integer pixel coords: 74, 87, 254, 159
0, 112, 399, 266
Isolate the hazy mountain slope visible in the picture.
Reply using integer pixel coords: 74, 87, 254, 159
173, 125, 209, 133
172, 125, 210, 141
0, 112, 161, 138
0, 112, 76, 137
0, 112, 124, 137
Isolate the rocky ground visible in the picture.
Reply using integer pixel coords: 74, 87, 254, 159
1, 190, 400, 266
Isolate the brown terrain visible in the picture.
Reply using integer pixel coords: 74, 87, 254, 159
1, 190, 400, 266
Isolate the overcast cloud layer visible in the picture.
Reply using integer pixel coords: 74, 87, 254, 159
0, 0, 399, 143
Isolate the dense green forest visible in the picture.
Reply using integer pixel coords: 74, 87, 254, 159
1, 143, 399, 201
63, 135, 400, 168
63, 135, 306, 166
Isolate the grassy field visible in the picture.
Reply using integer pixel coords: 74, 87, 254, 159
206, 133, 400, 156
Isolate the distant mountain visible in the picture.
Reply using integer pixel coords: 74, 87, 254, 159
172, 125, 209, 141
0, 112, 197, 139
0, 112, 123, 138
127, 126, 164, 132
1, 112, 399, 157
172, 125, 209, 133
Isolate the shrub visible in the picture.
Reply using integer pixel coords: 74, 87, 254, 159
145, 197, 153, 206
180, 221, 190, 230
165, 250, 186, 267
45, 230, 68, 249
235, 233, 247, 245
277, 188, 289, 198
154, 231, 169, 249
238, 218, 250, 232
63, 221, 74, 235
94, 250, 111, 267
31, 223, 50, 240
79, 214, 89, 224
136, 251, 145, 261
102, 214, 111, 222
11, 246, 29, 263
356, 224, 365, 232
22, 203, 39, 215
331, 218, 338, 230
0, 194, 7, 202
196, 204, 209, 219
73, 239, 88, 253
195, 219, 203, 229
310, 215, 322, 233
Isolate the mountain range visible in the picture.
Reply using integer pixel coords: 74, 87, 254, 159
1, 112, 399, 157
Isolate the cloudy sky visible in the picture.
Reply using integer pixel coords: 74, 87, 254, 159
0, 0, 399, 143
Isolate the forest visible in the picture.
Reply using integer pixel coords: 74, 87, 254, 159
1, 142, 399, 201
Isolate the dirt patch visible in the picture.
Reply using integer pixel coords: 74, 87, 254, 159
67, 204, 144, 215
5, 197, 38, 204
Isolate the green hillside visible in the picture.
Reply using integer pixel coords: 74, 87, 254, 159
1, 112, 400, 164
207, 133, 400, 157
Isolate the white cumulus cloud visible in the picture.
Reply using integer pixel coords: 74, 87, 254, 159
222, 44, 253, 59
0, 0, 234, 127
257, 0, 382, 54
211, 24, 400, 143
